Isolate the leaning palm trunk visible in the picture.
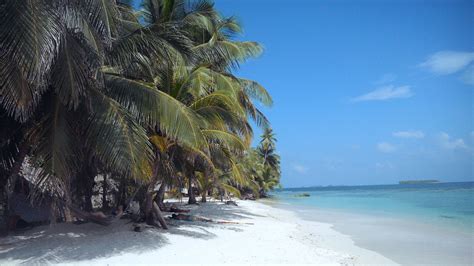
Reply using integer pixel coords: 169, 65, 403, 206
152, 202, 168, 229
145, 159, 168, 229
145, 190, 168, 229
155, 182, 166, 210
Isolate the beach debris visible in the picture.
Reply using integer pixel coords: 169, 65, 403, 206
160, 203, 190, 213
294, 193, 310, 197
128, 201, 141, 216
133, 224, 142, 232
226, 201, 238, 206
242, 194, 256, 200
170, 214, 253, 225
439, 215, 455, 219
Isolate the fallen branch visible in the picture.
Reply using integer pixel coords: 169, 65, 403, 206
170, 214, 253, 225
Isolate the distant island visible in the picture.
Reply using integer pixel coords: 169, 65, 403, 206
399, 180, 440, 184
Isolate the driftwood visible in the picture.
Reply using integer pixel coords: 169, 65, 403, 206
62, 186, 138, 226
170, 214, 253, 225
160, 203, 190, 213
225, 200, 238, 206
67, 204, 119, 226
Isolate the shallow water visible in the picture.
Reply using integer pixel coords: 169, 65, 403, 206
268, 182, 474, 265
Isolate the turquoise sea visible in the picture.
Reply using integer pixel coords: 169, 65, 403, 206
269, 182, 474, 265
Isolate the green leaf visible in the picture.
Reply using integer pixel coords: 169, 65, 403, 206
202, 130, 247, 152
103, 73, 206, 149
51, 32, 99, 110
28, 95, 80, 180
221, 183, 241, 198
239, 79, 273, 107
87, 89, 154, 180
0, 0, 62, 121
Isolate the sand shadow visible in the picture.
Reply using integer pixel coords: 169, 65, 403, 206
0, 201, 262, 264
0, 220, 168, 264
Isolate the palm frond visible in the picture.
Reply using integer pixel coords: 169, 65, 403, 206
0, 0, 61, 82
27, 95, 80, 180
149, 134, 174, 153
0, 113, 24, 172
83, 0, 121, 45
201, 129, 247, 152
108, 23, 192, 69
181, 145, 216, 173
51, 32, 100, 110
141, 0, 161, 24
239, 79, 273, 107
87, 89, 154, 180
228, 157, 246, 185
190, 92, 244, 126
221, 183, 241, 198
103, 72, 206, 148
0, 0, 62, 121
0, 58, 40, 121
239, 92, 270, 128
193, 40, 262, 69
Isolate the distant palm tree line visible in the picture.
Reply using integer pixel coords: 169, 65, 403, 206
0, 0, 280, 228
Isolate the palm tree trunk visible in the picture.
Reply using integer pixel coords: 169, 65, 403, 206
63, 188, 73, 222
116, 177, 126, 208
83, 169, 95, 212
3, 143, 29, 233
152, 202, 168, 229
188, 174, 197, 204
2, 144, 27, 233
201, 190, 207, 203
102, 174, 108, 211
49, 200, 57, 226
84, 185, 93, 212
156, 182, 166, 210
145, 156, 168, 229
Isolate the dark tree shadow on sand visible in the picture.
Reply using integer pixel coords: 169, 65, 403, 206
0, 201, 263, 264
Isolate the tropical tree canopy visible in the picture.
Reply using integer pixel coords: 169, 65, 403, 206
0, 0, 281, 230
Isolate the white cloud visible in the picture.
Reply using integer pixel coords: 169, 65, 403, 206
393, 130, 425, 139
375, 73, 397, 85
352, 85, 413, 102
376, 162, 395, 169
377, 142, 397, 153
438, 132, 468, 150
291, 163, 309, 174
419, 51, 474, 75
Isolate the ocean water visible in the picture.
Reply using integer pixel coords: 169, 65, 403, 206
269, 182, 474, 265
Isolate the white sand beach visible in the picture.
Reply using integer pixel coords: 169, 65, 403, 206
0, 200, 397, 265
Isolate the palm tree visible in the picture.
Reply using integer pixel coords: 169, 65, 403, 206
239, 128, 281, 198
259, 128, 278, 166
0, 0, 280, 229
115, 0, 273, 207
0, 0, 193, 223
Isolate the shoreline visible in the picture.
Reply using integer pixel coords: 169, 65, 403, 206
0, 199, 397, 265
266, 198, 474, 265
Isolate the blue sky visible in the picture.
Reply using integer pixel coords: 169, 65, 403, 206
135, 0, 473, 187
